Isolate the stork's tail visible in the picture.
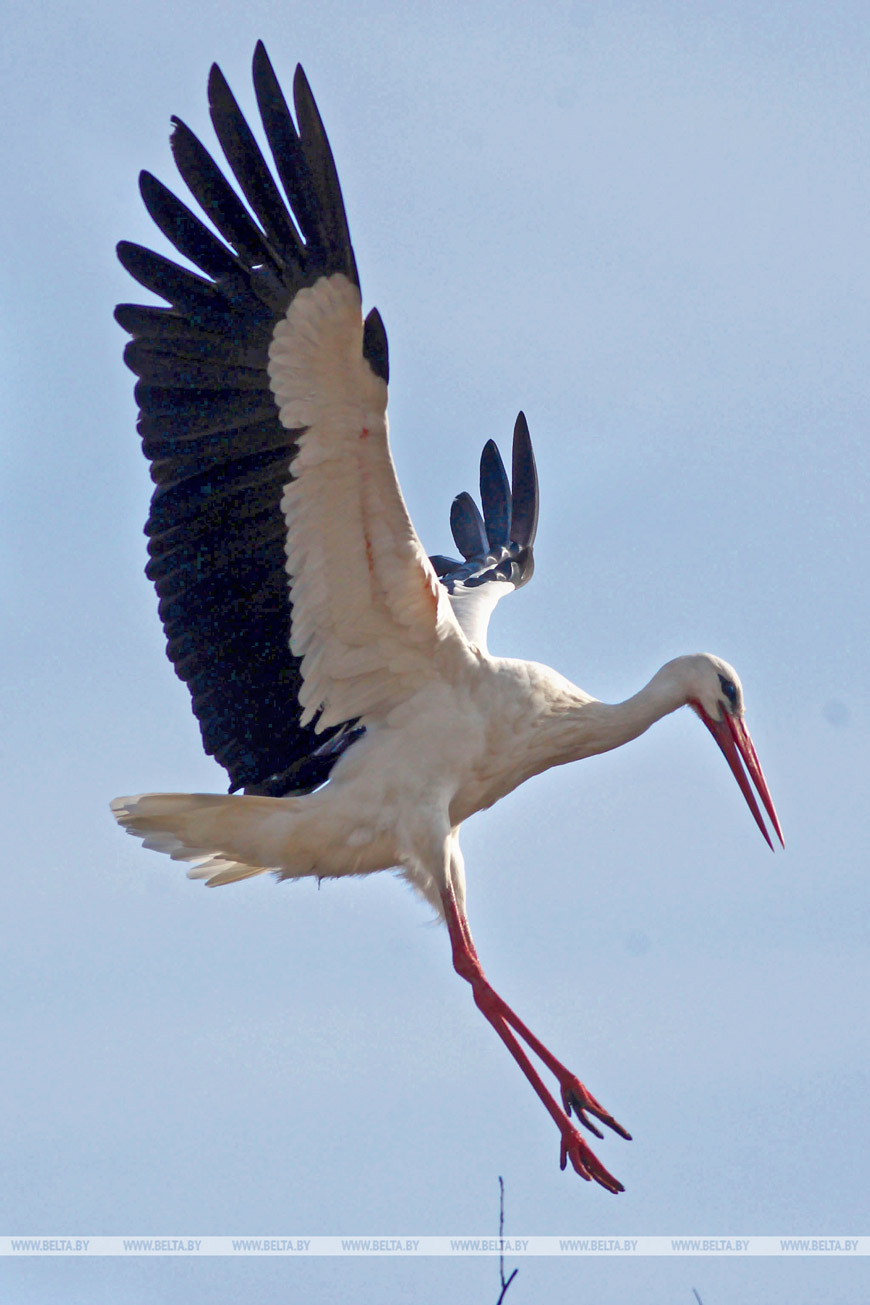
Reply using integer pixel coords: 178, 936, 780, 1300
110, 792, 303, 887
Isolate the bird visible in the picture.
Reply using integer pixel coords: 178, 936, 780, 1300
111, 42, 783, 1194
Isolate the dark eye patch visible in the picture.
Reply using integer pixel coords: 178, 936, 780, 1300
718, 675, 738, 705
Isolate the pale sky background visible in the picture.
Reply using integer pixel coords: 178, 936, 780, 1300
2, 2, 869, 1302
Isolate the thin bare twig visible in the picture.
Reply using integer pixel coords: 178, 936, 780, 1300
496, 1176, 519, 1305
692, 1290, 705, 1305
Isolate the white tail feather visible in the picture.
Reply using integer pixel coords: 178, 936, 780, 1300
110, 792, 304, 887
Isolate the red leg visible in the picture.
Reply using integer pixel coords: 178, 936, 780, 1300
441, 884, 629, 1193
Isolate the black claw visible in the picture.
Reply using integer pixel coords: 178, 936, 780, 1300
597, 1110, 633, 1142
579, 1112, 606, 1141
562, 1084, 632, 1142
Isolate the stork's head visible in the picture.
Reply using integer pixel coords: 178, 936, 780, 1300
683, 653, 783, 850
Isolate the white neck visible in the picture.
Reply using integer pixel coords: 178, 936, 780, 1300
541, 658, 694, 769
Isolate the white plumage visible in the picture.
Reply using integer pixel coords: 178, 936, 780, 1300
112, 46, 782, 1193
273, 274, 463, 729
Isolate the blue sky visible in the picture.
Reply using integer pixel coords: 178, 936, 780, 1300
2, 2, 868, 1302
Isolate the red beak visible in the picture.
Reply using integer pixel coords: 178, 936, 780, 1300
694, 706, 784, 850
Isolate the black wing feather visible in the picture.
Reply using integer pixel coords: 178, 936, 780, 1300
252, 43, 356, 282
207, 64, 306, 272
479, 440, 512, 550
117, 241, 231, 325
169, 116, 283, 275
119, 48, 538, 795
290, 65, 357, 275
125, 342, 265, 391
139, 171, 241, 283
450, 492, 488, 561
115, 303, 271, 360
118, 46, 362, 794
438, 412, 539, 593
509, 411, 539, 549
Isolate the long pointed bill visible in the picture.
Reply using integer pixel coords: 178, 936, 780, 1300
695, 707, 784, 850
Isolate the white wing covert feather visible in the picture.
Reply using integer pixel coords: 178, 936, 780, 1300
268, 273, 471, 730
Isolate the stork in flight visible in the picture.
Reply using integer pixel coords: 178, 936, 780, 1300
111, 44, 783, 1194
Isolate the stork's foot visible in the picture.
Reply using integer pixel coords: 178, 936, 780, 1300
440, 883, 630, 1192
559, 1127, 625, 1194
561, 1076, 632, 1142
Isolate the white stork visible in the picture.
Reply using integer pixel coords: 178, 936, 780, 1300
111, 44, 783, 1194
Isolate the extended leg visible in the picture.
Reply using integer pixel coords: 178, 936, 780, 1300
441, 881, 629, 1193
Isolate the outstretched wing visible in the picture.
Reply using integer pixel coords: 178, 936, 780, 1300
117, 43, 469, 796
270, 271, 468, 732
430, 413, 539, 650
